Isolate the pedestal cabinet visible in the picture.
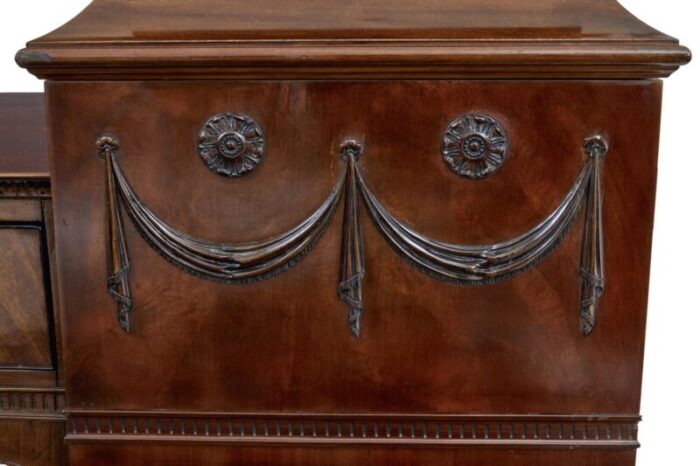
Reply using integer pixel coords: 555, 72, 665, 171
15, 1, 690, 465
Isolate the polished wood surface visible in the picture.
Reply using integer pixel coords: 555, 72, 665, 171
16, 0, 691, 79
70, 445, 637, 466
0, 94, 65, 466
0, 94, 48, 179
12, 1, 689, 464
0, 200, 43, 221
43, 79, 661, 464
0, 228, 51, 369
0, 418, 65, 466
26, 0, 677, 41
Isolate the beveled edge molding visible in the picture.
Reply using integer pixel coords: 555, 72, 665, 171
64, 411, 639, 449
16, 40, 692, 80
0, 178, 50, 198
0, 387, 65, 422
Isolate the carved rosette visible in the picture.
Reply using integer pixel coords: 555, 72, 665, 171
442, 114, 508, 179
198, 113, 264, 177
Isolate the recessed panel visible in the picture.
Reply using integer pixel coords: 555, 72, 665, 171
0, 227, 51, 369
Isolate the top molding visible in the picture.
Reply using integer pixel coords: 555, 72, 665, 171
16, 0, 691, 80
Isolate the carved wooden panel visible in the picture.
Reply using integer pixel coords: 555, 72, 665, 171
45, 80, 661, 465
0, 227, 52, 369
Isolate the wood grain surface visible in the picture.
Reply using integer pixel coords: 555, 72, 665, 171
46, 80, 660, 420
0, 94, 48, 179
0, 228, 51, 369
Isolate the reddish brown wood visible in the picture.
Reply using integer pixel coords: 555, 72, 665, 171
43, 79, 663, 465
0, 94, 48, 179
16, 0, 690, 79
22, 0, 678, 41
69, 444, 637, 466
0, 228, 51, 368
0, 94, 64, 465
0, 418, 65, 466
11, 2, 690, 464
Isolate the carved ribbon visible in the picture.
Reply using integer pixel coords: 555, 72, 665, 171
98, 137, 132, 332
338, 141, 366, 338
99, 134, 606, 337
579, 136, 608, 336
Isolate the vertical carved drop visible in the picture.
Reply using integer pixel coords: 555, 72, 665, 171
579, 135, 608, 336
98, 137, 133, 333
338, 140, 365, 338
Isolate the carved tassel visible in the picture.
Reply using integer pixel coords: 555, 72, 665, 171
338, 140, 365, 338
579, 135, 608, 336
98, 137, 133, 333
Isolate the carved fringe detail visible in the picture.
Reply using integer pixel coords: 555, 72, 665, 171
338, 141, 365, 338
357, 165, 591, 284
98, 137, 132, 333
579, 136, 607, 336
112, 161, 344, 283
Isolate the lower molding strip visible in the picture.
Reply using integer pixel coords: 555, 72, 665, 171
0, 387, 65, 422
65, 412, 639, 449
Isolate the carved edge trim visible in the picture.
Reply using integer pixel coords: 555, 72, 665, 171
64, 412, 639, 448
0, 179, 50, 198
0, 388, 65, 421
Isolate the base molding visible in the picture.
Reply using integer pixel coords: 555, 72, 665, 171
0, 387, 65, 422
65, 411, 640, 449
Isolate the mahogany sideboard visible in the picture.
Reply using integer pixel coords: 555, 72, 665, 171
11, 1, 692, 465
0, 93, 65, 466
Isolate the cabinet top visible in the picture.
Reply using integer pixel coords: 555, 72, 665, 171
16, 0, 691, 80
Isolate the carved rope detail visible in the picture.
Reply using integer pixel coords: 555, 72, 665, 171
98, 134, 606, 337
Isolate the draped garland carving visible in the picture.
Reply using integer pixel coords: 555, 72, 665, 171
97, 134, 606, 337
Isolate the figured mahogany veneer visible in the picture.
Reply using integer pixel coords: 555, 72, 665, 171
15, 1, 691, 465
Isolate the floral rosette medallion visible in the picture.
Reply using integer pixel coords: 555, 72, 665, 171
198, 113, 265, 177
441, 113, 508, 179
